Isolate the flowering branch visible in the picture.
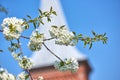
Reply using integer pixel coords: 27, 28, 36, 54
20, 35, 54, 41
17, 39, 33, 80
0, 6, 108, 80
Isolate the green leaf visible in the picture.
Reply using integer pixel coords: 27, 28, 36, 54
72, 32, 76, 35
27, 15, 31, 19
84, 41, 87, 48
50, 6, 53, 12
33, 22, 36, 29
0, 5, 8, 14
47, 17, 51, 22
43, 12, 48, 16
60, 61, 64, 66
38, 9, 42, 15
78, 34, 83, 38
0, 50, 3, 52
40, 20, 44, 25
52, 11, 57, 16
89, 43, 92, 49
25, 24, 29, 29
29, 20, 34, 23
60, 25, 65, 28
23, 18, 27, 21
52, 25, 57, 28
103, 33, 106, 36
25, 74, 29, 79
92, 31, 96, 36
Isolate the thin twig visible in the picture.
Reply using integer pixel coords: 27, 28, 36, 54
17, 39, 24, 57
0, 30, 3, 32
43, 37, 54, 41
26, 69, 33, 80
20, 35, 30, 39
0, 29, 54, 41
43, 43, 63, 62
17, 40, 33, 80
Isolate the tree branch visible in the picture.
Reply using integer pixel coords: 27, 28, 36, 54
20, 35, 30, 39
17, 39, 24, 57
0, 30, 3, 32
43, 37, 54, 41
43, 43, 63, 62
26, 69, 33, 80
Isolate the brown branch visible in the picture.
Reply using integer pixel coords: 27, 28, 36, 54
43, 43, 63, 62
20, 35, 30, 39
43, 37, 54, 41
26, 69, 33, 80
17, 39, 24, 57
0, 30, 3, 32
0, 30, 54, 41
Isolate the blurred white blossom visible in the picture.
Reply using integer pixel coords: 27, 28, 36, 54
19, 56, 33, 69
0, 67, 16, 80
38, 76, 44, 80
1, 17, 25, 40
12, 52, 21, 60
54, 57, 79, 72
17, 71, 29, 80
49, 26, 76, 46
28, 29, 44, 51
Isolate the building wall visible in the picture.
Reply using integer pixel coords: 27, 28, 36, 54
30, 60, 91, 80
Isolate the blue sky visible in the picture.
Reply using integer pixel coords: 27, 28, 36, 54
0, 0, 120, 80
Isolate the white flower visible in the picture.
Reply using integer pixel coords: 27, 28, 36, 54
1, 17, 25, 40
12, 52, 21, 60
19, 56, 33, 69
17, 71, 28, 80
28, 30, 44, 51
0, 68, 16, 80
54, 57, 79, 72
49, 26, 75, 46
38, 76, 44, 80
8, 73, 16, 80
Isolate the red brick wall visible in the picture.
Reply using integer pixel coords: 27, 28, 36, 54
30, 60, 91, 80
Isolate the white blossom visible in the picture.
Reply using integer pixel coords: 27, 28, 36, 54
12, 52, 21, 60
54, 57, 79, 72
0, 68, 16, 80
49, 26, 76, 46
1, 17, 25, 40
28, 29, 44, 51
19, 56, 33, 69
17, 71, 29, 80
38, 76, 44, 80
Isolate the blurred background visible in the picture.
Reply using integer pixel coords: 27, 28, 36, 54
0, 0, 120, 80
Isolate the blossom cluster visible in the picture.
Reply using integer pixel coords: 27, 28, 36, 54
49, 26, 76, 46
1, 17, 25, 40
12, 52, 33, 70
54, 57, 79, 73
0, 68, 15, 80
28, 29, 44, 51
19, 56, 33, 69
17, 71, 29, 80
0, 67, 44, 80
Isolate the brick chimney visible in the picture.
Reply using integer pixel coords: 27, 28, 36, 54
30, 60, 91, 80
